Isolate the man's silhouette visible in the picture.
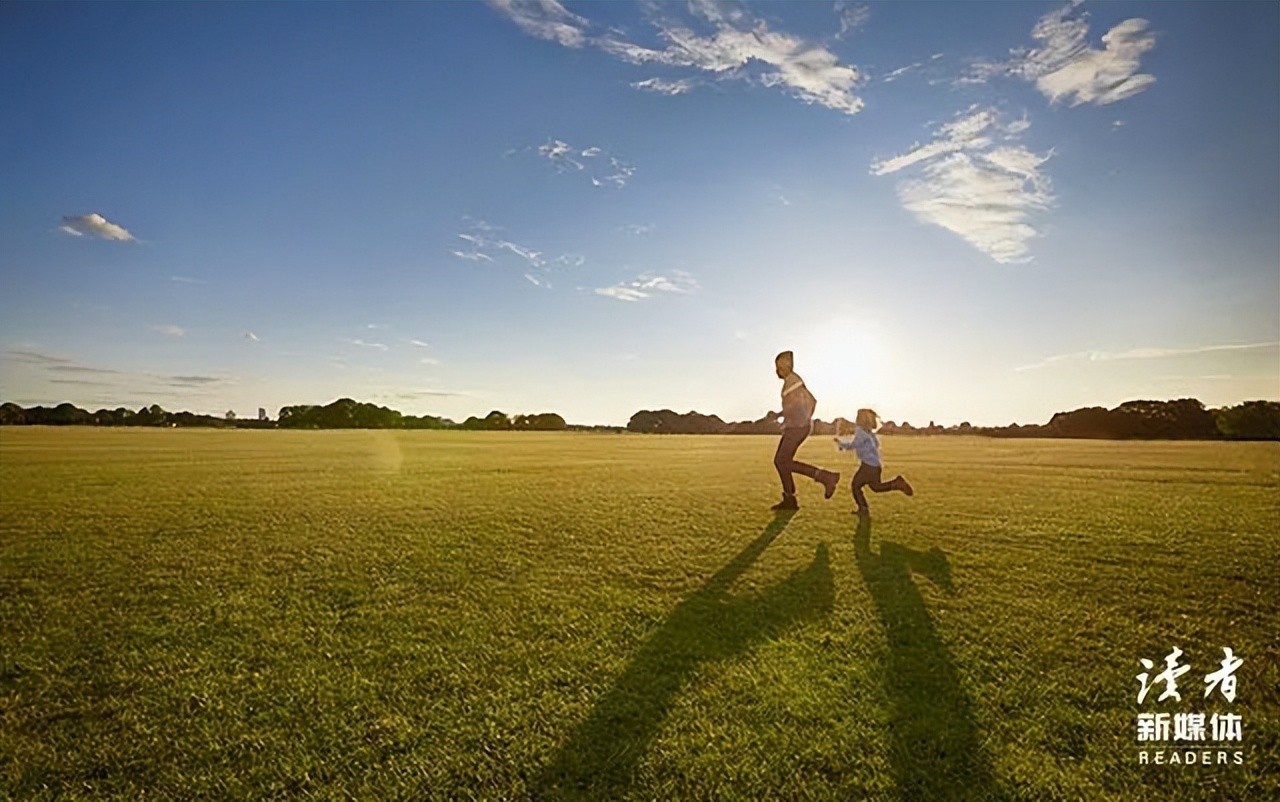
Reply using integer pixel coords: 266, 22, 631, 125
770, 350, 839, 510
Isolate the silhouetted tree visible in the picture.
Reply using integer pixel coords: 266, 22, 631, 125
462, 410, 511, 430
0, 402, 26, 425
1215, 401, 1280, 440
627, 409, 726, 434
513, 413, 567, 431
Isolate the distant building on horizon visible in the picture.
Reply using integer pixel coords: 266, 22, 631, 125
258, 408, 267, 421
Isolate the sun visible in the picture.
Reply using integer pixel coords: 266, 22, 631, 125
795, 316, 893, 420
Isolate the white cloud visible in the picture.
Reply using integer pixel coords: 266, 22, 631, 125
535, 138, 635, 188
451, 220, 584, 282
1016, 342, 1280, 372
486, 0, 589, 47
834, 1, 870, 38
631, 77, 697, 95
595, 285, 650, 302
591, 157, 636, 189
61, 213, 136, 242
243, 331, 260, 342
491, 0, 864, 115
595, 271, 699, 301
171, 275, 207, 284
409, 339, 431, 348
153, 324, 186, 337
349, 339, 389, 351
499, 240, 544, 266
538, 139, 584, 171
871, 107, 1054, 264
980, 3, 1156, 106
883, 62, 923, 83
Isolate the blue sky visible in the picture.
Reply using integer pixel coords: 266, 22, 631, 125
2, 0, 1276, 426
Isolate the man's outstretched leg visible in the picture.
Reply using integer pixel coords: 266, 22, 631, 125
773, 427, 839, 508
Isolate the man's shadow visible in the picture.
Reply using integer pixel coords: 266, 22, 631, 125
854, 516, 1000, 801
534, 511, 833, 800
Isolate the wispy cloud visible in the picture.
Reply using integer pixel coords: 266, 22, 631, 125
498, 240, 544, 264
161, 375, 223, 388
534, 138, 636, 188
489, 0, 865, 115
348, 339, 389, 351
834, 1, 870, 39
60, 212, 137, 242
591, 157, 636, 189
171, 275, 207, 285
5, 348, 233, 404
408, 339, 431, 349
538, 138, 585, 171
49, 378, 118, 387
595, 271, 699, 302
451, 219, 584, 286
631, 77, 697, 95
972, 2, 1156, 106
49, 364, 124, 376
883, 61, 924, 83
1016, 342, 1280, 372
871, 107, 1053, 264
152, 324, 186, 337
621, 223, 655, 236
488, 0, 588, 47
6, 348, 75, 366
390, 389, 465, 400
243, 331, 260, 342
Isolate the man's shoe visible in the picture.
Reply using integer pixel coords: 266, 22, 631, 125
770, 495, 799, 511
897, 477, 914, 497
820, 470, 840, 499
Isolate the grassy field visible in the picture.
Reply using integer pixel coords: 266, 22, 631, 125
1, 428, 1277, 801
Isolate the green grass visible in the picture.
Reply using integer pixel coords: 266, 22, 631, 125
1, 428, 1277, 801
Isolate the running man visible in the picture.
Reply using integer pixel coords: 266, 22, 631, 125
770, 350, 840, 510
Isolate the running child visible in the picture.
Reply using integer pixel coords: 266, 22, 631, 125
849, 408, 913, 517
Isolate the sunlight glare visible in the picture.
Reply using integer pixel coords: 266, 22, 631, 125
795, 316, 892, 421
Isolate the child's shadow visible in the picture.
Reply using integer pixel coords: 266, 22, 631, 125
534, 511, 833, 800
854, 517, 1000, 801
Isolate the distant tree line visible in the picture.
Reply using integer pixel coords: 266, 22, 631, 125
0, 402, 249, 428
0, 398, 566, 433
626, 399, 1280, 441
625, 409, 844, 436
2, 397, 1276, 440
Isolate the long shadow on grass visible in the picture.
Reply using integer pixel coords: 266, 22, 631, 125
534, 510, 832, 800
854, 516, 1001, 802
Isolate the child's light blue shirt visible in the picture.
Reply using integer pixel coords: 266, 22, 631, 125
853, 426, 881, 467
